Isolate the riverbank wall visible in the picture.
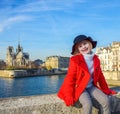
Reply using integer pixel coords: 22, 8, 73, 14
0, 70, 120, 79
0, 70, 120, 86
103, 71, 120, 80
0, 93, 120, 114
0, 70, 66, 78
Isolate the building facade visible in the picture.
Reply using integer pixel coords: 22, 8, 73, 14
0, 59, 6, 69
96, 42, 120, 71
45, 56, 69, 70
6, 43, 30, 68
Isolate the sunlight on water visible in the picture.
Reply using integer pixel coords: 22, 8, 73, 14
0, 75, 119, 98
0, 75, 65, 98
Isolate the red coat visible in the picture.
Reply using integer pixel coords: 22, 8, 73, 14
57, 54, 116, 106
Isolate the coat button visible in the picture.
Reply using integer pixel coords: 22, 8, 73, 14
96, 67, 99, 70
81, 71, 84, 76
75, 84, 78, 88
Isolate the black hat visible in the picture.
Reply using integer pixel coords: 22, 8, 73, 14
71, 35, 97, 55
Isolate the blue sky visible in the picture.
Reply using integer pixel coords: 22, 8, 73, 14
0, 0, 120, 61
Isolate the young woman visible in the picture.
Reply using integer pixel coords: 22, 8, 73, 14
57, 35, 117, 114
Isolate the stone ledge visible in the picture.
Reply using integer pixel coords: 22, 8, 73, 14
0, 93, 120, 114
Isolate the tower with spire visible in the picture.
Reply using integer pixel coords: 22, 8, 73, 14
6, 41, 30, 68
16, 41, 23, 54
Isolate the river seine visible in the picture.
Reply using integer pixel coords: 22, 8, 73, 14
0, 75, 120, 98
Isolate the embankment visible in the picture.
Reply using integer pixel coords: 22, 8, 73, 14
0, 70, 120, 86
0, 70, 66, 78
0, 93, 120, 114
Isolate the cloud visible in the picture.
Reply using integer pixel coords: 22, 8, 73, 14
13, 0, 86, 13
0, 15, 31, 32
0, 0, 87, 32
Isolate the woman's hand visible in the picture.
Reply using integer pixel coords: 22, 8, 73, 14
111, 90, 117, 95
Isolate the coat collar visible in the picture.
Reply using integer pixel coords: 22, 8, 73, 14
74, 54, 89, 73
72, 54, 100, 72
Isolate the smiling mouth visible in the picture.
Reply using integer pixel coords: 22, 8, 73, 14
82, 48, 88, 52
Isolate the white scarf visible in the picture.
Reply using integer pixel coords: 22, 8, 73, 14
83, 52, 94, 88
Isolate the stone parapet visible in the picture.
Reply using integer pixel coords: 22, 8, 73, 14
0, 93, 120, 114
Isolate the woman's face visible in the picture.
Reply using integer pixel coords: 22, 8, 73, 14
77, 40, 92, 54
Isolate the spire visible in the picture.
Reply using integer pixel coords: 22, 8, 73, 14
16, 39, 23, 53
18, 40, 21, 51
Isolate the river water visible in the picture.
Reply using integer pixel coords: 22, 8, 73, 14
0, 75, 120, 98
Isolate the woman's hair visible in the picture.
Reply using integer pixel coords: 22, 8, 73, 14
72, 40, 93, 55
